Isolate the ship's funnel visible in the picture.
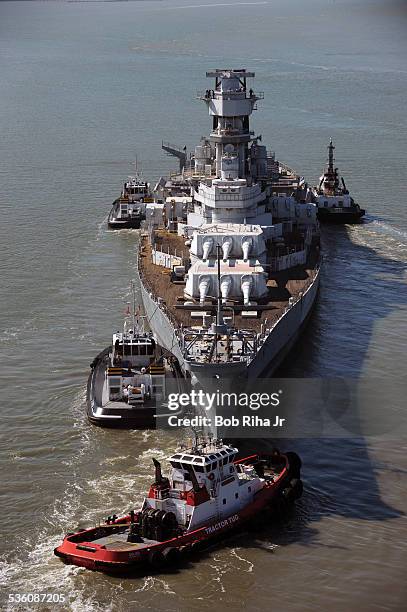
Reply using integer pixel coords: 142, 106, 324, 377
153, 458, 163, 484
220, 275, 232, 304
199, 275, 211, 305
202, 237, 214, 260
241, 275, 253, 306
222, 237, 232, 261
241, 237, 252, 261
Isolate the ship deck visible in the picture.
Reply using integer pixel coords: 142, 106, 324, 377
91, 529, 159, 552
139, 232, 319, 332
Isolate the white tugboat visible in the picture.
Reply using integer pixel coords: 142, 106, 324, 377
87, 284, 183, 427
108, 163, 152, 229
139, 69, 321, 384
55, 438, 302, 573
311, 139, 365, 223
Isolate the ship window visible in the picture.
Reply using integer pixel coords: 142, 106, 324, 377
212, 462, 217, 470
235, 493, 239, 499
183, 455, 194, 460
205, 464, 212, 473
194, 466, 204, 473
181, 463, 191, 471
170, 461, 182, 469
248, 487, 251, 492
223, 499, 226, 505
110, 387, 120, 394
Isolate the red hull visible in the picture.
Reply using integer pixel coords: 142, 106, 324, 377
54, 452, 302, 574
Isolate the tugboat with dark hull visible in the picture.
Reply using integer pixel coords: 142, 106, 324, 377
55, 439, 303, 574
312, 139, 365, 224
108, 167, 151, 230
87, 285, 183, 428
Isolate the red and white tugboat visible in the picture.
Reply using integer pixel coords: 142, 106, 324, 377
54, 439, 303, 574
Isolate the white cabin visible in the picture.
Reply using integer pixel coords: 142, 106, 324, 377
143, 441, 264, 530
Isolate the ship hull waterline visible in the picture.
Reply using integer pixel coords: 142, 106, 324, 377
317, 209, 365, 224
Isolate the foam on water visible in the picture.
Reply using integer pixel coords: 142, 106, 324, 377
348, 220, 407, 263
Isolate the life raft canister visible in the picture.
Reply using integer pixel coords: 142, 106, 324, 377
208, 473, 215, 481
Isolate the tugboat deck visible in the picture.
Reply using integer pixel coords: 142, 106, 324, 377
92, 530, 159, 552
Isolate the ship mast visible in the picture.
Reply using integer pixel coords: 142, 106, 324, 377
216, 244, 223, 327
327, 138, 335, 174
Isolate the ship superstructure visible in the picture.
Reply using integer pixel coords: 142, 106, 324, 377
311, 139, 365, 223
139, 69, 321, 382
144, 441, 252, 531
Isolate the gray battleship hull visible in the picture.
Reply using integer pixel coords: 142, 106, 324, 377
139, 266, 320, 380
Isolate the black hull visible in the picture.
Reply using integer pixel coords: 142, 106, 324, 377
86, 347, 156, 429
108, 219, 143, 230
107, 200, 144, 230
317, 208, 365, 224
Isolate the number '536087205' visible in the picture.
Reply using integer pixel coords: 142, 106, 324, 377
8, 593, 66, 604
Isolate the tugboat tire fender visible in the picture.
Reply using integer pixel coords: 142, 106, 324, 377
190, 540, 203, 553
148, 550, 165, 569
289, 478, 304, 499
285, 452, 302, 477
282, 478, 303, 502
162, 547, 181, 564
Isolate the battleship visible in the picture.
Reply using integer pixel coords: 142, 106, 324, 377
138, 69, 321, 384
311, 139, 365, 224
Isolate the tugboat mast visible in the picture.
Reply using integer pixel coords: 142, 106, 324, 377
327, 138, 335, 174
